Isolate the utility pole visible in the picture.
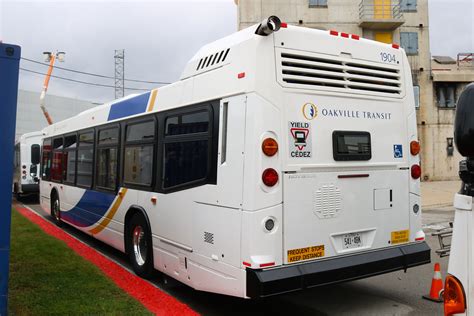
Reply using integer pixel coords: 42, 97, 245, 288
114, 49, 124, 99
39, 51, 65, 125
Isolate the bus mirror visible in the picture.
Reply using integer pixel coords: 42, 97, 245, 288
454, 83, 474, 157
255, 16, 281, 36
31, 144, 40, 165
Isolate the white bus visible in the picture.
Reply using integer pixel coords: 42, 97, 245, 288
13, 131, 42, 198
39, 17, 430, 298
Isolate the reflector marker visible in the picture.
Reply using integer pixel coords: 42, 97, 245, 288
341, 32, 349, 38
259, 262, 275, 268
238, 72, 245, 79
392, 43, 400, 49
243, 261, 251, 267
351, 34, 360, 40
329, 30, 338, 36
281, 22, 288, 28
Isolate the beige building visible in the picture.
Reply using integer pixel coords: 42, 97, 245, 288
237, 0, 474, 181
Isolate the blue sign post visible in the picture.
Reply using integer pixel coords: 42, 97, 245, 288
0, 43, 21, 315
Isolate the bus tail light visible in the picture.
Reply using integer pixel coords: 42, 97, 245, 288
410, 140, 420, 155
411, 164, 421, 179
262, 168, 279, 187
262, 138, 278, 156
444, 275, 466, 316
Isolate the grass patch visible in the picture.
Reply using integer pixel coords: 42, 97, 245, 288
8, 208, 152, 315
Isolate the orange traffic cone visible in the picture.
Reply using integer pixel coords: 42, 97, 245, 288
422, 263, 444, 302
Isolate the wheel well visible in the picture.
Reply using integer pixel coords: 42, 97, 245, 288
124, 206, 151, 254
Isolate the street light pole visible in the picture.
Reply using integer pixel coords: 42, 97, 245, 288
39, 51, 65, 125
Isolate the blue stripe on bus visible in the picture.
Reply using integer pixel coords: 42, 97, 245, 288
107, 91, 151, 121
61, 190, 116, 228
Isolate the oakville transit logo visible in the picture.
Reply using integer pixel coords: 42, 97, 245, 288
301, 102, 392, 121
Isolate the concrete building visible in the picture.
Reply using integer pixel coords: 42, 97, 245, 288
237, 0, 474, 180
16, 90, 97, 139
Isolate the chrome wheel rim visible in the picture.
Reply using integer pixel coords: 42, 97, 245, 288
53, 200, 60, 221
132, 226, 147, 266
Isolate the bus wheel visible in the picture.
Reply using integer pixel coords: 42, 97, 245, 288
128, 213, 155, 279
51, 195, 62, 227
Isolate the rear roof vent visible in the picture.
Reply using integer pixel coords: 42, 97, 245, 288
277, 49, 402, 96
196, 48, 230, 72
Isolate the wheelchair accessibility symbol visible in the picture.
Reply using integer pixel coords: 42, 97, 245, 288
393, 144, 403, 158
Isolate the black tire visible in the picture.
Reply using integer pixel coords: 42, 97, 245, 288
127, 213, 155, 279
51, 193, 62, 227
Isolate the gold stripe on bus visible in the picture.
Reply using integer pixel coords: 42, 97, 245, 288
89, 188, 128, 235
146, 89, 158, 112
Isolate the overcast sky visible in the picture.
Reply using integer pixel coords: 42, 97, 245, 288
1, 0, 473, 104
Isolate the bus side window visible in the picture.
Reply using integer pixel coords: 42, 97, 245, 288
51, 137, 64, 182
77, 131, 94, 188
162, 109, 212, 190
123, 120, 156, 188
63, 134, 77, 184
96, 127, 119, 191
41, 139, 52, 180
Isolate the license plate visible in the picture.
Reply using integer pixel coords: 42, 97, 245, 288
343, 233, 362, 249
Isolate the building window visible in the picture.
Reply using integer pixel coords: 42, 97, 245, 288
77, 131, 94, 188
413, 86, 420, 109
309, 0, 327, 7
96, 127, 119, 190
163, 110, 212, 189
400, 0, 417, 12
436, 83, 457, 108
123, 120, 155, 187
400, 32, 418, 55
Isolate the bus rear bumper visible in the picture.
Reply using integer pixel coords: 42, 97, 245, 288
246, 242, 430, 298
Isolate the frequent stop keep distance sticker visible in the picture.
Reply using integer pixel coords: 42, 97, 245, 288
289, 121, 312, 158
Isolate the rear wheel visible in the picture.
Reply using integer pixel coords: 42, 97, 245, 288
127, 213, 155, 279
51, 194, 62, 227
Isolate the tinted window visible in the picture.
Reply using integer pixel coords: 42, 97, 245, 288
79, 132, 94, 146
163, 140, 208, 188
333, 131, 371, 161
65, 134, 77, 148
31, 144, 40, 165
41, 139, 52, 180
165, 111, 209, 135
96, 148, 118, 189
124, 145, 153, 186
64, 151, 76, 183
127, 121, 155, 142
53, 137, 63, 150
99, 128, 119, 145
77, 148, 93, 187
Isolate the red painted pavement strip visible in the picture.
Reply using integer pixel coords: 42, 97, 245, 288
13, 204, 199, 316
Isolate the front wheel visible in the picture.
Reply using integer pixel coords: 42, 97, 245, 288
51, 195, 62, 227
127, 213, 155, 279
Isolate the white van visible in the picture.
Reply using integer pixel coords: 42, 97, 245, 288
13, 131, 42, 198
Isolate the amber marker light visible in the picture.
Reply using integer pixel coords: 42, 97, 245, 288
262, 138, 279, 156
410, 140, 420, 155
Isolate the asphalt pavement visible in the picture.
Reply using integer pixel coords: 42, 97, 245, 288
16, 181, 459, 315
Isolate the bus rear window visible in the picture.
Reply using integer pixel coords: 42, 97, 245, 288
332, 131, 371, 161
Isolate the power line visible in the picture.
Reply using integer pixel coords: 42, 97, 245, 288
20, 68, 150, 91
21, 57, 171, 85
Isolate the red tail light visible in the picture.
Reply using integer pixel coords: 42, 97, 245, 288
262, 168, 279, 187
444, 275, 466, 316
411, 164, 421, 179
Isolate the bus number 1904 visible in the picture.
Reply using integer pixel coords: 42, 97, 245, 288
380, 52, 397, 63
